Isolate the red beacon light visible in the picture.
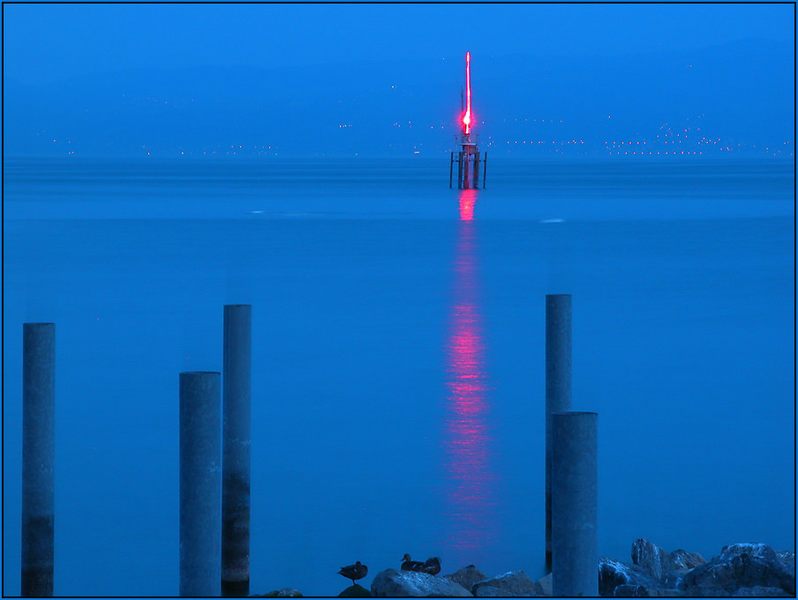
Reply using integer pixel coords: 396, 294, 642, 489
450, 51, 486, 190
462, 51, 473, 136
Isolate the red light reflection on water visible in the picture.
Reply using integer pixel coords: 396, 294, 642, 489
444, 189, 495, 555
458, 189, 476, 221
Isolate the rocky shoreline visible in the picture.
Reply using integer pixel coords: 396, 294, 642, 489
255, 539, 795, 597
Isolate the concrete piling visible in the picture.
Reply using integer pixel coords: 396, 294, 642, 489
545, 293, 572, 570
180, 371, 222, 597
551, 411, 598, 597
22, 323, 56, 597
221, 305, 252, 597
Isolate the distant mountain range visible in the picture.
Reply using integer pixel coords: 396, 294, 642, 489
5, 39, 793, 158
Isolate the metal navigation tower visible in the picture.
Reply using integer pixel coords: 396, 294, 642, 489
450, 51, 487, 189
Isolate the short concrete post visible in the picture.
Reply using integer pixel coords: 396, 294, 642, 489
180, 371, 222, 597
222, 305, 251, 596
551, 411, 598, 597
545, 293, 571, 570
22, 323, 55, 597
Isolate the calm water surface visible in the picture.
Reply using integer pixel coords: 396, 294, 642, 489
3, 158, 793, 595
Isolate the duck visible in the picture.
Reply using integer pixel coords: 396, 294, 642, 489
400, 554, 426, 572
421, 557, 441, 576
338, 561, 368, 585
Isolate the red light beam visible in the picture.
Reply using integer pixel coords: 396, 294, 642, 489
462, 51, 472, 135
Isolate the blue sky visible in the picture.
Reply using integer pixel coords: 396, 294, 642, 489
4, 4, 794, 157
5, 4, 792, 83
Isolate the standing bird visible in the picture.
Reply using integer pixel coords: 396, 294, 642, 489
421, 557, 441, 576
338, 561, 368, 585
401, 554, 426, 572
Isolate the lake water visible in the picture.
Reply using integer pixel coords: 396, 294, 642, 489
3, 158, 794, 595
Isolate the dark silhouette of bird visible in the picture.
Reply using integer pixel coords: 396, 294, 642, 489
401, 554, 426, 572
421, 557, 441, 576
338, 561, 368, 585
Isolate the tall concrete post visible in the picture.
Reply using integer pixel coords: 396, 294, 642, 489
180, 371, 222, 597
22, 323, 55, 597
551, 411, 598, 597
221, 305, 251, 596
545, 293, 571, 570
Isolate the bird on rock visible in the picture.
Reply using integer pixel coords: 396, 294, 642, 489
401, 554, 426, 572
421, 557, 441, 576
338, 561, 368, 585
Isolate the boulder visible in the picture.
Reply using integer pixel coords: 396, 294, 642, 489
599, 558, 667, 597
445, 566, 487, 592
255, 589, 303, 598
370, 568, 472, 597
631, 539, 670, 581
668, 549, 705, 572
472, 571, 542, 597
732, 586, 790, 597
612, 584, 650, 597
777, 551, 795, 576
630, 538, 705, 587
472, 586, 505, 597
600, 558, 635, 596
679, 543, 795, 597
338, 584, 372, 597
536, 573, 552, 596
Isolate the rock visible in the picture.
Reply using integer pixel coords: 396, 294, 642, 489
630, 538, 705, 587
473, 586, 505, 597
668, 549, 705, 572
472, 571, 542, 597
679, 543, 795, 597
599, 558, 666, 597
445, 566, 487, 592
339, 584, 372, 597
631, 539, 670, 581
777, 551, 795, 576
255, 589, 303, 598
613, 584, 650, 597
370, 568, 472, 597
732, 586, 791, 597
600, 558, 634, 596
536, 573, 552, 596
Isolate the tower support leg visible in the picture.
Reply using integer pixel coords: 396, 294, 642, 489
546, 294, 572, 570
222, 305, 252, 597
22, 323, 55, 598
180, 371, 222, 597
551, 411, 598, 596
